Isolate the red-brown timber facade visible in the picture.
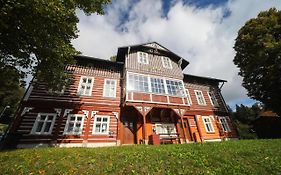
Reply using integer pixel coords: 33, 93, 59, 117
9, 42, 238, 148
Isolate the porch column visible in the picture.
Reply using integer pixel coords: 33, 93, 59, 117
142, 110, 148, 145
179, 108, 188, 143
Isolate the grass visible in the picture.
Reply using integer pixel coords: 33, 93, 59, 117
1, 139, 281, 175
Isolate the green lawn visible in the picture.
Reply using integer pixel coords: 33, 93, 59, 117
1, 139, 281, 175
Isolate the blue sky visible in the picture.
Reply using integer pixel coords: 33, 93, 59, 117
72, 0, 281, 110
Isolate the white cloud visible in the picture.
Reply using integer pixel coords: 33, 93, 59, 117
72, 0, 281, 106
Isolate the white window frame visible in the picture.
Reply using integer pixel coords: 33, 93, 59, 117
92, 115, 110, 135
161, 56, 172, 69
63, 114, 85, 135
194, 90, 206, 105
208, 91, 219, 107
127, 72, 149, 92
126, 72, 186, 97
31, 113, 56, 135
103, 79, 117, 98
137, 52, 149, 64
202, 116, 215, 133
218, 116, 231, 132
165, 79, 186, 96
185, 89, 192, 105
77, 76, 94, 96
150, 77, 166, 94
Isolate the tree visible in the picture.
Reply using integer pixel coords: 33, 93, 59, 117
0, 65, 25, 123
234, 8, 281, 116
0, 0, 110, 90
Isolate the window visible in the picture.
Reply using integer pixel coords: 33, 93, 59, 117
155, 124, 177, 136
151, 77, 165, 94
166, 80, 185, 96
186, 89, 192, 105
137, 52, 149, 64
161, 56, 172, 69
194, 90, 206, 105
93, 115, 110, 134
127, 73, 149, 92
208, 91, 219, 107
31, 113, 56, 135
64, 115, 85, 135
219, 117, 231, 132
77, 76, 94, 96
202, 116, 215, 132
103, 79, 117, 98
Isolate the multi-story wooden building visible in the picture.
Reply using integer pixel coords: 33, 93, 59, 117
9, 42, 238, 148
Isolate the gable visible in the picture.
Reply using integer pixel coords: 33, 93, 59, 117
143, 43, 169, 52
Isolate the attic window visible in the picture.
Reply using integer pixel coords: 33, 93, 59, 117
161, 56, 172, 69
137, 52, 149, 64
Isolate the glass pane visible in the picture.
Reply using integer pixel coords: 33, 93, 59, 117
77, 117, 82, 121
70, 116, 75, 121
88, 79, 92, 84
101, 123, 107, 132
96, 117, 102, 122
95, 124, 101, 132
67, 123, 74, 132
102, 117, 108, 122
44, 122, 52, 132
47, 116, 53, 121
36, 122, 44, 132
40, 115, 46, 120
82, 78, 87, 83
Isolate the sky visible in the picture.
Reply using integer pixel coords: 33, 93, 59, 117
72, 0, 281, 109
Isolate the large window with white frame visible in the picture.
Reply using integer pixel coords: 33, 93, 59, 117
77, 76, 94, 96
202, 116, 215, 133
103, 79, 117, 98
31, 113, 56, 135
194, 90, 206, 105
185, 89, 192, 105
219, 116, 231, 132
64, 114, 85, 135
208, 91, 219, 107
161, 56, 172, 69
137, 52, 149, 64
166, 79, 185, 96
127, 72, 186, 97
93, 115, 110, 134
127, 73, 149, 92
150, 77, 165, 94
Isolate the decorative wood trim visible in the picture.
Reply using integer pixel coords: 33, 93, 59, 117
54, 108, 62, 116
63, 109, 73, 117
82, 110, 89, 118
91, 111, 99, 118
136, 106, 143, 113
112, 112, 119, 119
143, 106, 152, 115
21, 107, 34, 116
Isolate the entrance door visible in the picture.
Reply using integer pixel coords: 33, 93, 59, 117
183, 118, 192, 141
123, 115, 136, 144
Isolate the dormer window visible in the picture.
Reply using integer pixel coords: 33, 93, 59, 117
137, 52, 149, 64
161, 56, 172, 69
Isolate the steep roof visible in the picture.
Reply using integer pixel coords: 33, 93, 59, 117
74, 55, 123, 66
116, 41, 189, 70
184, 74, 227, 83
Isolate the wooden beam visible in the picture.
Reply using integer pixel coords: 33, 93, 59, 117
178, 108, 188, 143
142, 105, 148, 145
